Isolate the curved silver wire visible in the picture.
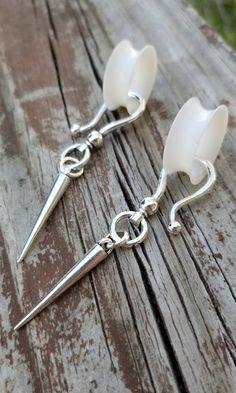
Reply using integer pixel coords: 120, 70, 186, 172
152, 168, 167, 202
71, 91, 146, 137
99, 92, 146, 136
71, 103, 107, 136
168, 160, 216, 234
130, 168, 167, 226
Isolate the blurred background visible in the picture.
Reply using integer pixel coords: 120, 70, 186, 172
188, 0, 236, 48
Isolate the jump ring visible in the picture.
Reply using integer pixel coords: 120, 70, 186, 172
60, 143, 91, 178
110, 211, 148, 248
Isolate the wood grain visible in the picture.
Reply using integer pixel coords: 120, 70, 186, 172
0, 0, 235, 392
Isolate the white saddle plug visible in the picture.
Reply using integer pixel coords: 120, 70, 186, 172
163, 97, 228, 185
103, 40, 158, 114
71, 40, 158, 136
149, 97, 228, 234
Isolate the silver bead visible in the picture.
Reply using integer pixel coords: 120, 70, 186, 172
70, 123, 80, 135
140, 197, 158, 216
87, 130, 103, 148
168, 221, 181, 235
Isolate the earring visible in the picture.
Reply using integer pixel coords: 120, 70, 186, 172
17, 40, 158, 263
14, 98, 228, 330
163, 97, 228, 233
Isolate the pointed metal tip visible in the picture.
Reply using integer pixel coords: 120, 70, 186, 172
14, 317, 28, 330
16, 173, 71, 265
17, 244, 29, 263
13, 244, 108, 330
17, 240, 33, 264
17, 254, 24, 264
13, 322, 21, 331
14, 307, 37, 331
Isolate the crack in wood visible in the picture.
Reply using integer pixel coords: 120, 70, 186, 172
45, 0, 58, 41
76, 20, 103, 89
180, 233, 236, 348
47, 34, 70, 128
132, 246, 189, 393
114, 250, 158, 393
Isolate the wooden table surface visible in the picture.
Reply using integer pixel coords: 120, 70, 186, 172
0, 0, 236, 392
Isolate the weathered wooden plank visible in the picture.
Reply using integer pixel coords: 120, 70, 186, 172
0, 0, 235, 392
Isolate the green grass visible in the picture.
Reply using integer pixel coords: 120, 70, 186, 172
188, 0, 236, 48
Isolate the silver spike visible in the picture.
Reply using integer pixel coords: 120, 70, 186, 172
17, 93, 145, 263
17, 173, 71, 263
14, 243, 108, 330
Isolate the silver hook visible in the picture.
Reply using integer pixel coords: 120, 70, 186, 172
71, 103, 107, 136
130, 168, 167, 226
70, 92, 146, 137
168, 160, 216, 234
130, 160, 216, 235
